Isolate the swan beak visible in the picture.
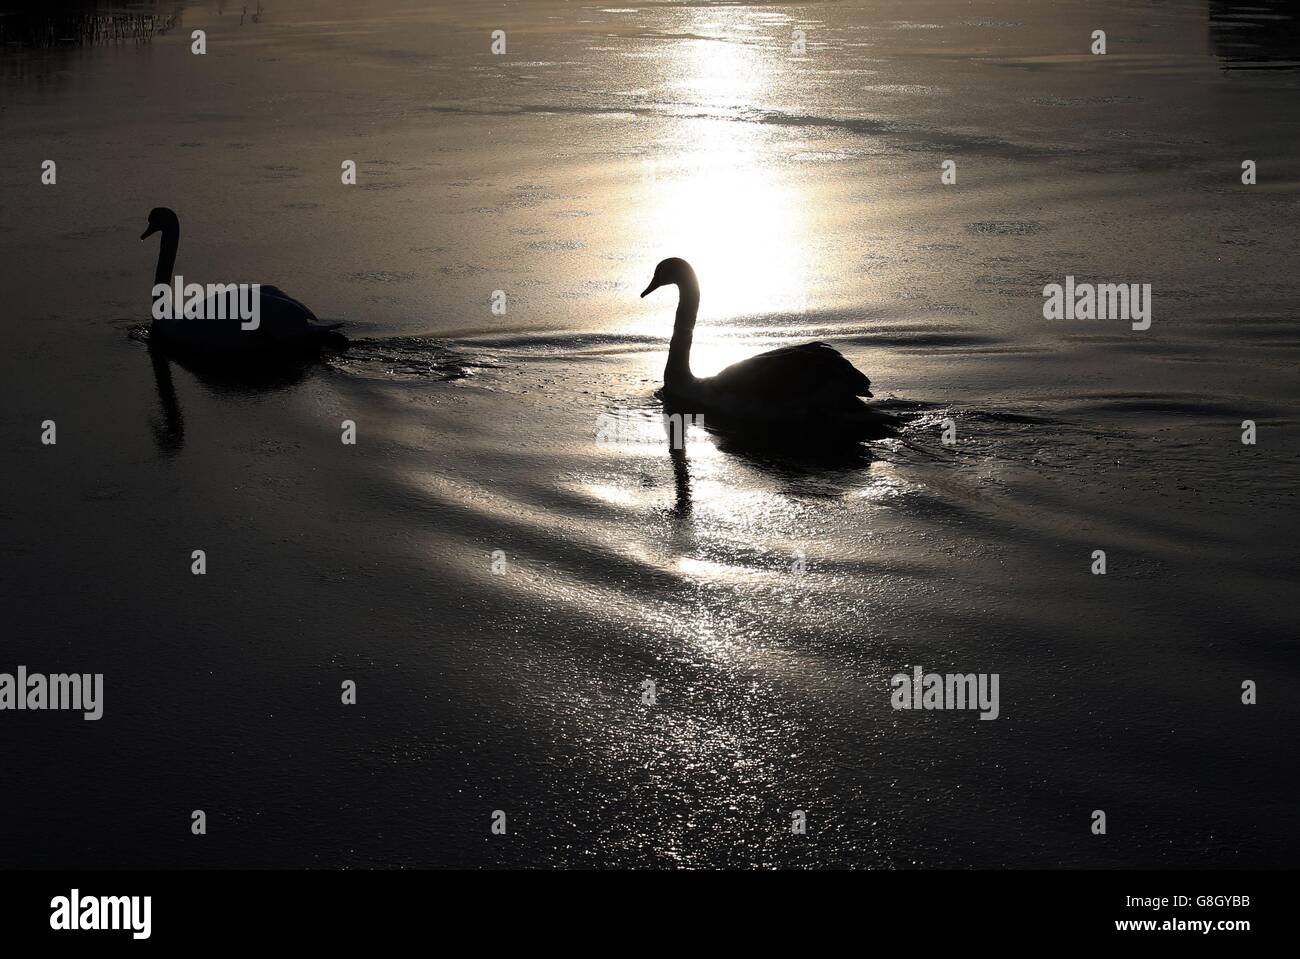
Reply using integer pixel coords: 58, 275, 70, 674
140, 225, 158, 240
640, 279, 661, 298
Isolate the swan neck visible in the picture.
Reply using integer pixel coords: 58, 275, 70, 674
665, 281, 699, 387
154, 226, 178, 288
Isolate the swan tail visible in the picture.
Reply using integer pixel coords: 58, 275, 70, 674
310, 326, 350, 351
833, 399, 900, 439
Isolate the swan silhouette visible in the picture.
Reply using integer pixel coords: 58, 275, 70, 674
640, 257, 896, 437
141, 207, 346, 355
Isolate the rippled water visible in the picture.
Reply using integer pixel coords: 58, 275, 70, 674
2, 0, 1298, 867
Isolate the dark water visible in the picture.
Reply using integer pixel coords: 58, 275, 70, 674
1, 0, 1298, 867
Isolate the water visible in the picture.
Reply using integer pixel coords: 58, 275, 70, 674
1, 0, 1298, 867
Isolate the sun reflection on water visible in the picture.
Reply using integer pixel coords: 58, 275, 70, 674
628, 12, 814, 374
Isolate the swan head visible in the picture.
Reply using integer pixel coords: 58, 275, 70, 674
640, 257, 696, 298
140, 207, 179, 241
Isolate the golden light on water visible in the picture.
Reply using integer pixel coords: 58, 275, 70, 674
630, 16, 813, 377
601, 11, 882, 575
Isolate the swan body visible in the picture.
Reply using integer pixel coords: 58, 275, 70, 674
141, 207, 346, 356
640, 257, 896, 437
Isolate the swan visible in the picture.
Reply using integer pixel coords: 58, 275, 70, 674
141, 207, 346, 355
640, 257, 896, 437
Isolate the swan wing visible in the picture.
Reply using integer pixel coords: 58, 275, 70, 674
257, 285, 317, 341
711, 341, 873, 401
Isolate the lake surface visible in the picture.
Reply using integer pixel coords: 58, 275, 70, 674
1, 0, 1297, 867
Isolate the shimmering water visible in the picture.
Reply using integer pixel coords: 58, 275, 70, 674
2, 0, 1298, 867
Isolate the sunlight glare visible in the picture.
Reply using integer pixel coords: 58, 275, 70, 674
631, 14, 813, 376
